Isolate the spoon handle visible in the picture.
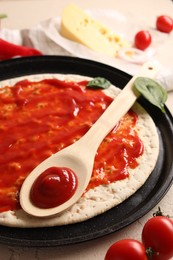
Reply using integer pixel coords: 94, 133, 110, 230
79, 62, 160, 152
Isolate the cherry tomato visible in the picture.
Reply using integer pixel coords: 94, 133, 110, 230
134, 31, 152, 50
105, 239, 147, 260
156, 15, 173, 33
142, 216, 173, 260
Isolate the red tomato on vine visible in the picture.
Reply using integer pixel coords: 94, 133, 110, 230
105, 239, 147, 260
142, 215, 173, 260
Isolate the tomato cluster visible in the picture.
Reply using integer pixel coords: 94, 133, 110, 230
134, 15, 173, 50
105, 209, 173, 260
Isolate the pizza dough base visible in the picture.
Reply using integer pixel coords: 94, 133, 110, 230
0, 74, 159, 227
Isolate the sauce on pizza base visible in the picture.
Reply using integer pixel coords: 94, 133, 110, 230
0, 78, 143, 212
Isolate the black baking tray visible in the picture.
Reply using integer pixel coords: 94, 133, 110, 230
0, 56, 173, 247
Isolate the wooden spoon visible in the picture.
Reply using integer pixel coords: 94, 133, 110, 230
20, 62, 159, 217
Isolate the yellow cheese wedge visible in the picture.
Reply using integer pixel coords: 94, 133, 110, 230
60, 3, 130, 57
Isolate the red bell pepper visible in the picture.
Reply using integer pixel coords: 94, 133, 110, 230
0, 38, 43, 60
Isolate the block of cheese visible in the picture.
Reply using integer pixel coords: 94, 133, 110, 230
60, 3, 130, 57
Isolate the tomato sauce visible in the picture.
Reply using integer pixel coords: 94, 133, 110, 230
0, 77, 143, 212
30, 167, 78, 208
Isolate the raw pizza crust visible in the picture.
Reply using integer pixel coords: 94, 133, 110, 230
0, 74, 159, 227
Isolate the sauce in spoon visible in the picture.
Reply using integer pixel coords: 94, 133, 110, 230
30, 167, 78, 209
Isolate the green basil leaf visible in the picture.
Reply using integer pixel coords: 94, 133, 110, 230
133, 77, 168, 113
86, 77, 111, 89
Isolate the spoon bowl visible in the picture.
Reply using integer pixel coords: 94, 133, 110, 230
20, 61, 160, 217
20, 146, 93, 217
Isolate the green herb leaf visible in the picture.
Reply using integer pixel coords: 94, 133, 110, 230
0, 14, 7, 20
133, 77, 168, 113
86, 77, 111, 89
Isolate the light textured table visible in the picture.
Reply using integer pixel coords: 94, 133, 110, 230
0, 0, 173, 259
